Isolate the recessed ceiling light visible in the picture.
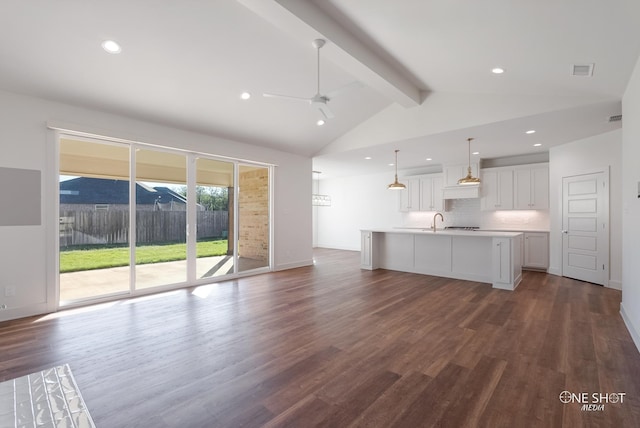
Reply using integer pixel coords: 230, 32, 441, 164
526, 129, 536, 134
316, 119, 325, 126
240, 92, 251, 100
533, 143, 542, 147
426, 158, 432, 161
364, 156, 372, 160
472, 151, 480, 155
101, 40, 121, 54
491, 67, 505, 74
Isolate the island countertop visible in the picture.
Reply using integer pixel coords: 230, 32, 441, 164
363, 227, 523, 238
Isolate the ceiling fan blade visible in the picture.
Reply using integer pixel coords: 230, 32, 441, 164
316, 102, 335, 119
325, 81, 364, 99
262, 93, 311, 102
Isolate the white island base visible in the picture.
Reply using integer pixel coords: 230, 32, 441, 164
361, 229, 523, 290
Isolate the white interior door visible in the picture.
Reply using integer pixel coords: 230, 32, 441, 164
562, 172, 608, 285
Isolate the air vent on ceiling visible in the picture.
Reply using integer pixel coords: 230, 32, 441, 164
608, 114, 622, 122
572, 63, 594, 77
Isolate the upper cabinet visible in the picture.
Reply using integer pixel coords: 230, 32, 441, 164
481, 169, 513, 210
399, 178, 420, 212
481, 163, 548, 211
399, 174, 443, 212
514, 165, 549, 210
419, 175, 444, 212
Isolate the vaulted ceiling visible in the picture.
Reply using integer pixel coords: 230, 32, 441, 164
2, 1, 639, 178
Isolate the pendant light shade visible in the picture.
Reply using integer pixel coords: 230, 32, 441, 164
388, 149, 406, 190
458, 138, 481, 185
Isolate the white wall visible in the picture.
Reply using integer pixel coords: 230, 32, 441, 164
549, 130, 623, 289
315, 172, 402, 250
0, 89, 313, 322
621, 55, 640, 350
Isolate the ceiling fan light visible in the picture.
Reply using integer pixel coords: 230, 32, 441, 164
101, 40, 121, 54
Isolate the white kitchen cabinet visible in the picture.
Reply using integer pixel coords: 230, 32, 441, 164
514, 165, 549, 210
360, 230, 379, 270
492, 238, 511, 285
399, 175, 443, 212
419, 175, 444, 211
443, 163, 479, 188
492, 234, 523, 290
481, 168, 513, 210
523, 232, 549, 270
399, 178, 420, 212
362, 228, 523, 290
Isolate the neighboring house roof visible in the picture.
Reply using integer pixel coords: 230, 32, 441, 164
60, 177, 187, 205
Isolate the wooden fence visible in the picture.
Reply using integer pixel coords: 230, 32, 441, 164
60, 210, 228, 247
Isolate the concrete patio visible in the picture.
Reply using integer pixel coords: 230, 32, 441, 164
59, 255, 266, 302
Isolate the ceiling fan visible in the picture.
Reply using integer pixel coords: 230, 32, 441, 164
263, 38, 362, 120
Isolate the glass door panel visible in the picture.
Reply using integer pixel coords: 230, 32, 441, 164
59, 138, 130, 303
195, 158, 234, 278
135, 149, 187, 289
238, 165, 270, 272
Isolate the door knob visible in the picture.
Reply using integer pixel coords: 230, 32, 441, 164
562, 230, 568, 234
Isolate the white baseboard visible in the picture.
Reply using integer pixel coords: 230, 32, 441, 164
0, 302, 50, 323
542, 265, 622, 290
607, 279, 622, 290
314, 244, 360, 251
274, 259, 313, 271
620, 302, 640, 353
547, 266, 562, 276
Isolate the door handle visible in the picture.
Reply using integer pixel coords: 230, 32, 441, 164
562, 230, 568, 234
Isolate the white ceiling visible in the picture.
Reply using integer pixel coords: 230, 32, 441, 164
1, 0, 639, 179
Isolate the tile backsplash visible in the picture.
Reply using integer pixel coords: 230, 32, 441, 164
401, 198, 549, 231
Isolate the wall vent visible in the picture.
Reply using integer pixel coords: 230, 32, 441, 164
572, 63, 594, 77
608, 114, 622, 122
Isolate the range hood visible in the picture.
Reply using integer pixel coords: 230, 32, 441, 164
442, 184, 480, 199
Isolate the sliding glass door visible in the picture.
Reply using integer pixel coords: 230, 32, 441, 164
59, 138, 131, 302
59, 135, 272, 305
195, 157, 234, 278
135, 149, 187, 289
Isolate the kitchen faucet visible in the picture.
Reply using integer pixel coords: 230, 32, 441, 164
432, 212, 444, 232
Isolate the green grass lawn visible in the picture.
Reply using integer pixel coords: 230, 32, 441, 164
60, 240, 228, 273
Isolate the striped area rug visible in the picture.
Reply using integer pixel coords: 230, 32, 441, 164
0, 364, 95, 428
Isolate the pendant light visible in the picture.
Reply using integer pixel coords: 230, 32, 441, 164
312, 171, 331, 206
388, 149, 406, 190
458, 138, 481, 185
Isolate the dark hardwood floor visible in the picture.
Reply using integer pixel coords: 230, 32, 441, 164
1, 248, 639, 427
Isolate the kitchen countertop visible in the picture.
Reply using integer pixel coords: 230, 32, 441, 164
481, 228, 550, 233
363, 227, 523, 238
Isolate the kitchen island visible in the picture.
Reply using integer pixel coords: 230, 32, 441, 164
360, 228, 523, 290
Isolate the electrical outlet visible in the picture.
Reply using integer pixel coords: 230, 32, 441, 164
4, 285, 16, 297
